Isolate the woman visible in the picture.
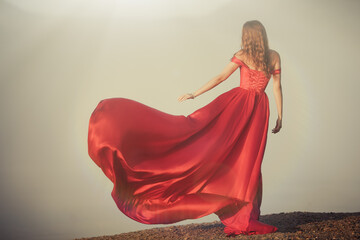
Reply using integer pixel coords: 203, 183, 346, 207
88, 20, 282, 236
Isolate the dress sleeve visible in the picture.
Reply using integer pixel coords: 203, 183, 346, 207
230, 56, 243, 66
271, 68, 281, 75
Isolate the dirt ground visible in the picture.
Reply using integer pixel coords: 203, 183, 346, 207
75, 211, 360, 240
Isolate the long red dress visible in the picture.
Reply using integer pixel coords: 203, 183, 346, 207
87, 54, 281, 236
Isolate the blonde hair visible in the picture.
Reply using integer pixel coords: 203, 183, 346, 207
238, 20, 271, 79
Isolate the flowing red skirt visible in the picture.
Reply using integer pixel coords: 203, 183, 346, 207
88, 86, 278, 235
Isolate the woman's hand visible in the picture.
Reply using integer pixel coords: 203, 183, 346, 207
272, 117, 282, 134
178, 93, 195, 102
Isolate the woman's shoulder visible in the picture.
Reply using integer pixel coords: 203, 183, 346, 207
268, 49, 281, 69
234, 49, 245, 59
268, 49, 281, 61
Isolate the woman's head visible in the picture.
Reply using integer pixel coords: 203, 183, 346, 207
241, 20, 269, 55
240, 20, 271, 78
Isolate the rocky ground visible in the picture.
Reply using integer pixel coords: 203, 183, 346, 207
75, 211, 360, 240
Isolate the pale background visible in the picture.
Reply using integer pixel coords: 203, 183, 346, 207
1, 0, 359, 239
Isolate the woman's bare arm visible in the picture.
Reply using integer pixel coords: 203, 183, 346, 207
272, 51, 283, 133
178, 61, 239, 102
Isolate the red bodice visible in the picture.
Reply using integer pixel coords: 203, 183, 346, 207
231, 56, 281, 93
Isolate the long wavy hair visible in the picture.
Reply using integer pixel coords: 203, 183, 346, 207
236, 20, 271, 79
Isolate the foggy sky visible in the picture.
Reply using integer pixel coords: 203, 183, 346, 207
1, 0, 359, 239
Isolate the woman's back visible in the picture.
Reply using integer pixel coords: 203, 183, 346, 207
230, 48, 281, 93
234, 49, 281, 74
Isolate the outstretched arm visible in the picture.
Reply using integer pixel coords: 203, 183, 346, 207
178, 61, 239, 102
272, 52, 283, 134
